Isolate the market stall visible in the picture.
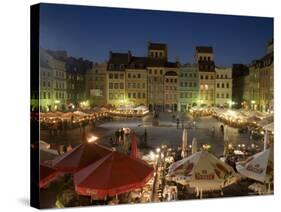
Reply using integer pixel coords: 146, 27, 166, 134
236, 148, 273, 194
52, 143, 112, 173
73, 151, 154, 199
108, 105, 149, 117
167, 150, 237, 198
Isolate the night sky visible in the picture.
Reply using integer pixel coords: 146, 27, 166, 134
39, 3, 273, 67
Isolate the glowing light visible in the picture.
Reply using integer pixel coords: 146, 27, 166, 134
88, 135, 98, 143
156, 148, 161, 153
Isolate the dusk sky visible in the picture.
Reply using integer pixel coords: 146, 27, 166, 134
40, 3, 273, 67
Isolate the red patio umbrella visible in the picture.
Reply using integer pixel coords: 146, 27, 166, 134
130, 133, 139, 158
73, 151, 154, 198
40, 163, 61, 188
52, 143, 112, 173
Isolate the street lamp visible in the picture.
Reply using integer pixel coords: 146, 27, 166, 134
251, 100, 256, 110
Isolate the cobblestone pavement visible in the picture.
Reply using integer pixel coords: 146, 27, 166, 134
40, 112, 263, 157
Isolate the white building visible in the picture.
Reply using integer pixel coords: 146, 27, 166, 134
215, 67, 233, 107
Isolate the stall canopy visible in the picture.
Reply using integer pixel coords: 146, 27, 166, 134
236, 148, 273, 183
168, 151, 236, 191
52, 143, 112, 173
40, 164, 61, 188
73, 151, 154, 198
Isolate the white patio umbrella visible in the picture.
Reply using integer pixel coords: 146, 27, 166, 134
168, 151, 236, 198
236, 148, 273, 184
181, 128, 188, 158
192, 137, 198, 154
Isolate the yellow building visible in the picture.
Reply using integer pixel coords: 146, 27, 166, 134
248, 40, 273, 112
164, 70, 178, 111
39, 48, 67, 111
215, 67, 232, 107
86, 62, 107, 106
125, 57, 147, 106
196, 47, 216, 106
106, 52, 128, 106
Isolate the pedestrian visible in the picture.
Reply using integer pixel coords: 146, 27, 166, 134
176, 118, 179, 129
120, 128, 124, 144
143, 128, 148, 147
172, 114, 175, 122
109, 137, 114, 146
220, 125, 224, 134
211, 126, 215, 137
115, 129, 120, 145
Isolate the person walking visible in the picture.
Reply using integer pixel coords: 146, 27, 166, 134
211, 126, 215, 137
120, 128, 124, 145
115, 129, 120, 145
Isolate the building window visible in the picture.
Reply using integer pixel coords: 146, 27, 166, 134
128, 83, 131, 89
193, 82, 196, 87
114, 83, 118, 89
109, 83, 113, 89
137, 73, 141, 78
211, 76, 213, 80
128, 73, 131, 78
225, 74, 228, 79
226, 93, 229, 98
226, 83, 229, 88
217, 83, 220, 88
221, 93, 224, 98
149, 69, 152, 74
205, 75, 209, 80
160, 69, 163, 75
222, 83, 225, 88
128, 93, 131, 98
154, 69, 158, 75
42, 81, 46, 87
133, 93, 136, 98
114, 74, 118, 79
109, 73, 113, 79
200, 75, 203, 79
217, 93, 219, 98
120, 83, 124, 89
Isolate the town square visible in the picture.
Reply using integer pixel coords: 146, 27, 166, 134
31, 3, 274, 209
